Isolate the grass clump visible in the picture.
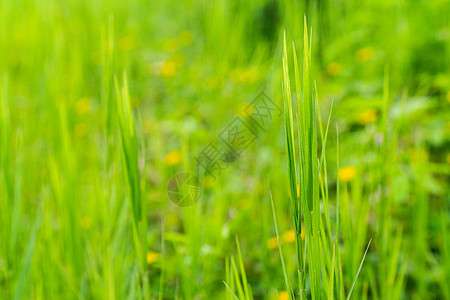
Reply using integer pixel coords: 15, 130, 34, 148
115, 73, 150, 299
273, 17, 372, 299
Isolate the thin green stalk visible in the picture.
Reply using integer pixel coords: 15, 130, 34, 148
270, 191, 293, 299
346, 238, 372, 300
114, 73, 149, 299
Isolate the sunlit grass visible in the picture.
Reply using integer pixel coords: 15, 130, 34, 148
0, 0, 448, 299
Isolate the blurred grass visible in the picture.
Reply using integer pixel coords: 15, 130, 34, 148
0, 0, 449, 299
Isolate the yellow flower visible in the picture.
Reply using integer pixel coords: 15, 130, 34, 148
178, 30, 193, 46
75, 123, 88, 138
278, 291, 290, 300
358, 109, 377, 125
75, 97, 91, 115
338, 166, 356, 182
161, 60, 177, 78
267, 228, 304, 249
230, 69, 243, 82
281, 229, 296, 243
242, 69, 259, 84
355, 47, 375, 63
163, 150, 182, 166
146, 251, 160, 264
118, 35, 135, 52
235, 104, 254, 117
326, 62, 342, 76
230, 68, 259, 85
80, 216, 91, 230
267, 236, 278, 249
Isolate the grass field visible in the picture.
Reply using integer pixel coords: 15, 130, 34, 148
0, 0, 449, 299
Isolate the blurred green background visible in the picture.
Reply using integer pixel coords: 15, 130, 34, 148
0, 0, 449, 299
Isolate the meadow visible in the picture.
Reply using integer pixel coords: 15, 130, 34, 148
0, 0, 449, 299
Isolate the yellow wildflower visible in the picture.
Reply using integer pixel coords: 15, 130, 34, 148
358, 109, 377, 125
242, 69, 259, 84
230, 68, 259, 85
230, 68, 243, 82
235, 104, 254, 117
75, 97, 91, 115
281, 229, 296, 243
146, 251, 160, 264
163, 150, 182, 166
178, 30, 193, 46
326, 62, 342, 76
355, 47, 375, 63
278, 291, 290, 300
267, 236, 278, 249
267, 228, 305, 249
338, 166, 356, 182
161, 60, 177, 78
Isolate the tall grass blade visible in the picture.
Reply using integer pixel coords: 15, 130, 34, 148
270, 191, 293, 299
223, 281, 240, 300
346, 238, 372, 300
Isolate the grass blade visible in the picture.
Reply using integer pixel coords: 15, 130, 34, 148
270, 191, 293, 299
223, 281, 240, 300
346, 238, 372, 300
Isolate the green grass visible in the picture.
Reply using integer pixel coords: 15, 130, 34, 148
0, 0, 449, 299
275, 18, 373, 299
